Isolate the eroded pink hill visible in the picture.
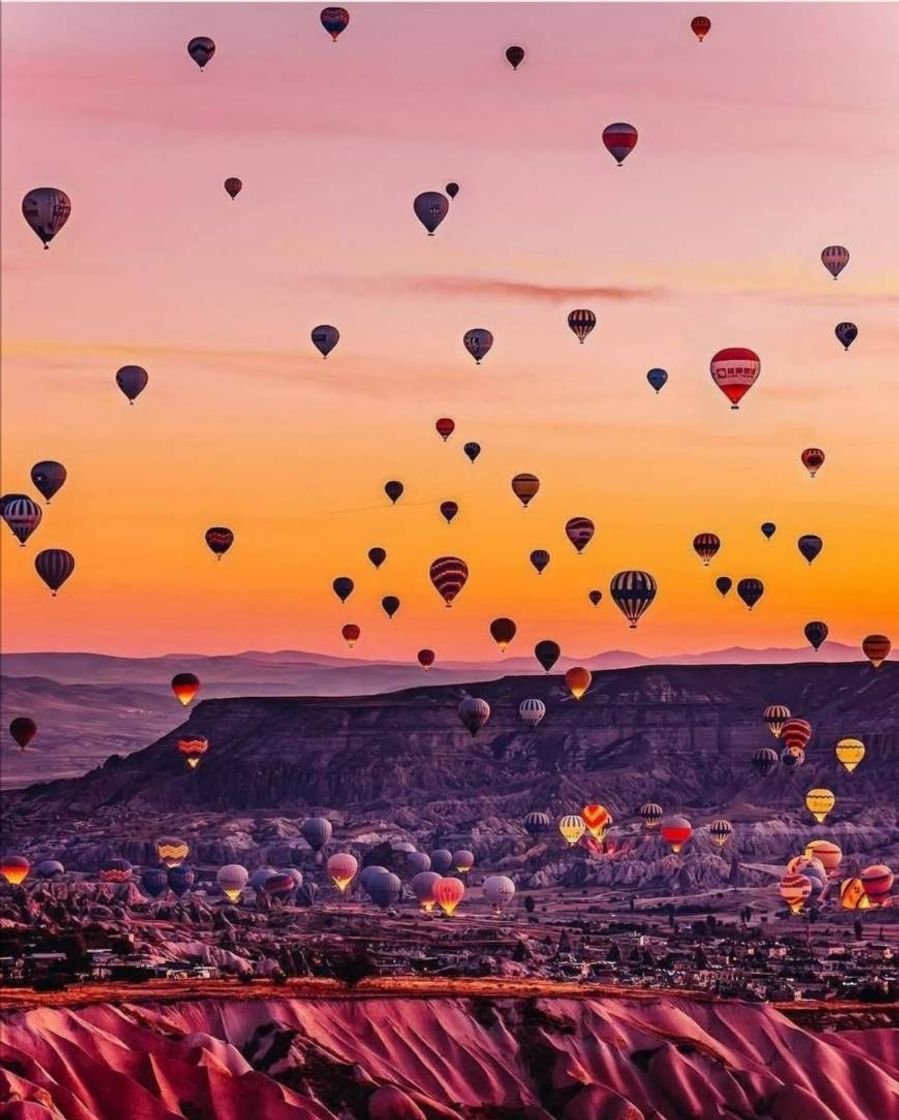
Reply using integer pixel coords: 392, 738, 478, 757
1, 996, 897, 1119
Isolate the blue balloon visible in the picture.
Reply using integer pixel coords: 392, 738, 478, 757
761, 522, 777, 540
647, 368, 668, 393
835, 322, 857, 351
140, 868, 169, 898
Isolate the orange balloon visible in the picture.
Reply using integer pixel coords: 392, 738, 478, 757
565, 666, 592, 700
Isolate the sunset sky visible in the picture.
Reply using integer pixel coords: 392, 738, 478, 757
2, 3, 898, 662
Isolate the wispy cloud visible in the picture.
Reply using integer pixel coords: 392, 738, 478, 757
333, 276, 668, 303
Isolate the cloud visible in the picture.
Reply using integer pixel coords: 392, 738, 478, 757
333, 275, 668, 303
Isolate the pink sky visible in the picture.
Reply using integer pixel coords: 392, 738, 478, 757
2, 4, 898, 660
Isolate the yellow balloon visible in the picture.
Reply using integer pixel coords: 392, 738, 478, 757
835, 737, 865, 773
804, 839, 842, 875
805, 788, 836, 824
559, 814, 586, 847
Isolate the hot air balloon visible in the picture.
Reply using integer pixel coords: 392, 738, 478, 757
463, 441, 481, 463
434, 876, 465, 916
781, 718, 812, 753
821, 245, 849, 279
384, 480, 404, 504
453, 850, 474, 875
631, 804, 660, 831
535, 640, 560, 672
763, 705, 791, 738
646, 368, 668, 394
369, 864, 405, 909
709, 347, 760, 409
519, 698, 546, 729
690, 15, 711, 41
804, 621, 829, 651
559, 815, 585, 847
35, 549, 75, 595
0, 855, 30, 886
781, 745, 805, 770
430, 849, 453, 874
709, 819, 732, 847
835, 322, 857, 351
804, 839, 842, 876
262, 871, 296, 899
333, 576, 354, 603
505, 45, 525, 70
22, 188, 72, 249
171, 672, 200, 706
582, 804, 612, 841
805, 789, 835, 824
224, 177, 242, 199
780, 872, 812, 914
692, 533, 721, 566
35, 859, 65, 880
565, 667, 592, 700
463, 328, 493, 364
512, 473, 540, 508
217, 864, 249, 902
801, 448, 825, 478
156, 838, 189, 869
602, 122, 638, 166
797, 535, 823, 565
489, 617, 517, 651
341, 623, 360, 648
752, 747, 779, 778
439, 500, 459, 525
862, 634, 890, 669
413, 191, 449, 235
610, 570, 657, 628
483, 875, 516, 911
715, 577, 732, 597
177, 737, 209, 770
839, 877, 870, 910
9, 717, 37, 751
2, 496, 42, 546
524, 810, 550, 835
737, 578, 764, 610
205, 527, 234, 559
382, 596, 400, 618
446, 182, 459, 200
565, 517, 594, 554
530, 549, 550, 574
412, 870, 441, 911
187, 36, 215, 69
458, 696, 490, 737
360, 866, 387, 896
417, 649, 435, 670
588, 589, 602, 606
567, 309, 596, 343
835, 737, 865, 773
140, 867, 169, 898
367, 547, 387, 569
115, 365, 148, 403
661, 816, 692, 854
30, 462, 67, 503
99, 858, 132, 884
861, 864, 894, 907
302, 817, 332, 854
429, 556, 468, 606
320, 6, 349, 40
310, 325, 339, 359
435, 417, 455, 441
327, 853, 358, 892
405, 852, 431, 876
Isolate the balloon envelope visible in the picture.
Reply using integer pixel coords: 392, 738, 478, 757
463, 328, 493, 364
602, 122, 638, 165
647, 368, 668, 393
835, 322, 857, 350
35, 549, 75, 594
534, 640, 560, 672
429, 556, 469, 606
187, 37, 215, 69
30, 461, 67, 502
320, 6, 349, 39
413, 191, 449, 235
22, 188, 71, 247
115, 365, 148, 403
610, 570, 657, 628
311, 325, 339, 358
709, 347, 760, 409
505, 45, 525, 70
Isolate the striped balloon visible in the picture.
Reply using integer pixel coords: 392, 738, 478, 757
156, 837, 189, 868
692, 532, 720, 566
861, 864, 894, 906
781, 717, 812, 753
821, 245, 849, 279
429, 556, 469, 606
709, 819, 732, 847
512, 473, 540, 507
639, 802, 663, 828
567, 309, 596, 343
862, 633, 890, 669
2, 496, 42, 546
602, 122, 638, 166
22, 187, 71, 248
752, 748, 779, 777
559, 814, 586, 847
610, 570, 657, 628
35, 549, 75, 595
519, 698, 546, 728
780, 872, 812, 914
565, 517, 594, 553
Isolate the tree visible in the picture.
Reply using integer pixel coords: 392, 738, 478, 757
607, 942, 622, 964
331, 946, 378, 988
854, 919, 864, 942
523, 895, 536, 915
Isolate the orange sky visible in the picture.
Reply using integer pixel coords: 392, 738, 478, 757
2, 3, 898, 661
